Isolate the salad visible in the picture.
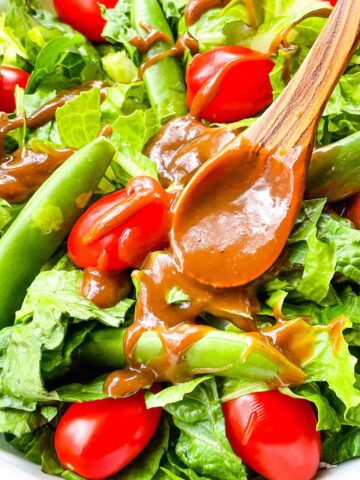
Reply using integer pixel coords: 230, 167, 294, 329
0, 0, 359, 479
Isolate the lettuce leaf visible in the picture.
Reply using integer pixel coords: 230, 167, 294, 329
0, 408, 49, 437
282, 383, 342, 432
188, 0, 328, 53
0, 269, 133, 404
111, 108, 161, 181
322, 428, 360, 464
164, 378, 247, 480
5, 0, 103, 91
265, 201, 360, 305
102, 0, 138, 60
146, 377, 211, 409
0, 14, 28, 67
101, 50, 138, 83
56, 87, 102, 148
159, 0, 187, 20
0, 200, 13, 237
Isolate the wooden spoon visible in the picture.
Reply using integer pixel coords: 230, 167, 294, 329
171, 0, 360, 288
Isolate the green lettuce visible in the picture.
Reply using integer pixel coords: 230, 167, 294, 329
322, 428, 360, 464
5, 0, 103, 91
0, 269, 133, 405
56, 87, 102, 149
188, 0, 329, 53
164, 378, 247, 480
102, 0, 138, 60
111, 108, 161, 181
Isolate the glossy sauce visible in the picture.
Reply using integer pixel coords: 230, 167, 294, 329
184, 0, 257, 28
189, 57, 247, 118
105, 251, 258, 397
144, 115, 238, 187
172, 136, 307, 287
0, 81, 106, 203
138, 33, 199, 79
81, 268, 132, 309
0, 145, 74, 203
129, 22, 170, 54
184, 0, 232, 26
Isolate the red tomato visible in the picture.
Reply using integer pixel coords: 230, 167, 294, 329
345, 193, 360, 228
68, 176, 171, 273
324, 0, 336, 5
222, 390, 321, 480
0, 66, 30, 113
55, 393, 162, 479
186, 46, 274, 123
53, 0, 118, 42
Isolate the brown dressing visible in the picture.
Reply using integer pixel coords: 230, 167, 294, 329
184, 0, 231, 26
138, 33, 199, 80
0, 145, 74, 204
184, 0, 257, 28
144, 115, 238, 187
0, 81, 106, 203
81, 268, 132, 309
189, 57, 246, 118
26, 80, 107, 131
172, 136, 308, 288
129, 22, 171, 54
105, 251, 258, 397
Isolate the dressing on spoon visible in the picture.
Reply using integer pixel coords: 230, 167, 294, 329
172, 0, 360, 288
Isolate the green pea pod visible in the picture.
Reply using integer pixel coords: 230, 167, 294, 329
131, 0, 188, 119
306, 131, 360, 202
75, 327, 305, 386
0, 137, 115, 327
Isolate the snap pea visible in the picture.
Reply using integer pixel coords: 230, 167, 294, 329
131, 0, 188, 118
74, 327, 305, 385
306, 131, 360, 202
0, 137, 115, 327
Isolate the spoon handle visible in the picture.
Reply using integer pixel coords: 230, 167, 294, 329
245, 0, 360, 151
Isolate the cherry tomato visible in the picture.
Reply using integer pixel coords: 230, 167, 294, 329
345, 194, 360, 228
323, 0, 336, 5
55, 392, 162, 479
53, 0, 118, 42
68, 176, 171, 273
222, 390, 321, 480
0, 66, 30, 113
186, 46, 274, 123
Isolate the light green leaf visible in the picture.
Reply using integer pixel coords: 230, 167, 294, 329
57, 377, 107, 402
297, 230, 336, 303
101, 50, 138, 83
282, 383, 341, 432
0, 269, 133, 403
146, 377, 211, 409
0, 200, 12, 237
56, 87, 101, 148
166, 287, 191, 305
0, 408, 49, 437
111, 108, 161, 180
102, 0, 138, 59
16, 270, 134, 327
